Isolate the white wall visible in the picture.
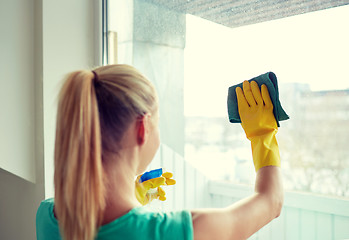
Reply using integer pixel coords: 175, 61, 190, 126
42, 0, 97, 199
0, 0, 97, 239
0, 1, 43, 239
0, 0, 36, 183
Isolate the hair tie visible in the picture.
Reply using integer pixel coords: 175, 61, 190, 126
92, 70, 99, 83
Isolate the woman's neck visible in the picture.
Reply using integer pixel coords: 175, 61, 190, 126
101, 153, 141, 225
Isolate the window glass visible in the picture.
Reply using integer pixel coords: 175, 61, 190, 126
184, 5, 349, 197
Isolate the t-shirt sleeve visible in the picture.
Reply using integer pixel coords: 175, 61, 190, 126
153, 210, 194, 240
36, 198, 62, 240
168, 210, 193, 240
97, 207, 193, 240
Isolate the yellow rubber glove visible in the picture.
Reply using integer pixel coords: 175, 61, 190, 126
135, 171, 176, 205
236, 81, 280, 171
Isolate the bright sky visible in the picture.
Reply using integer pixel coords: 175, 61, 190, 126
184, 5, 349, 117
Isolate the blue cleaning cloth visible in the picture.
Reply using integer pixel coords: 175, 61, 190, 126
227, 72, 289, 127
139, 168, 163, 183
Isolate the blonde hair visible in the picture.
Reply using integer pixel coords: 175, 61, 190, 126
54, 64, 157, 240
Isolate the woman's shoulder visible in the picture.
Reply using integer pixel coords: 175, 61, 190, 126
36, 198, 54, 216
97, 207, 193, 240
36, 198, 61, 240
36, 198, 55, 219
130, 207, 193, 227
39, 198, 55, 207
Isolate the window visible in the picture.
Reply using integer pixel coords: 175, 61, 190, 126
108, 2, 349, 237
108, 0, 349, 198
184, 5, 349, 197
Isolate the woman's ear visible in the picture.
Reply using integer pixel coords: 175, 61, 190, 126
137, 114, 150, 145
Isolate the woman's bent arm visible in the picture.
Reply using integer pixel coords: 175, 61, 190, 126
191, 81, 284, 240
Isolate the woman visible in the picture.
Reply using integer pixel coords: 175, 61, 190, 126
36, 64, 283, 240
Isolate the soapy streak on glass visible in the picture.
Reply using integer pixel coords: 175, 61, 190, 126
184, 5, 349, 197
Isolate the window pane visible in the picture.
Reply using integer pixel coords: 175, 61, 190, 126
184, 5, 349, 197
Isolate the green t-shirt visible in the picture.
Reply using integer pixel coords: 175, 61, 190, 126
36, 198, 193, 240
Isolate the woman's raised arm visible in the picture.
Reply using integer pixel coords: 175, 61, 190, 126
191, 81, 284, 240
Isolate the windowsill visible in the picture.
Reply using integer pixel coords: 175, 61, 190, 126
208, 180, 349, 217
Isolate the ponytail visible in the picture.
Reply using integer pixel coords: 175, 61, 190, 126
54, 70, 106, 240
54, 64, 157, 240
